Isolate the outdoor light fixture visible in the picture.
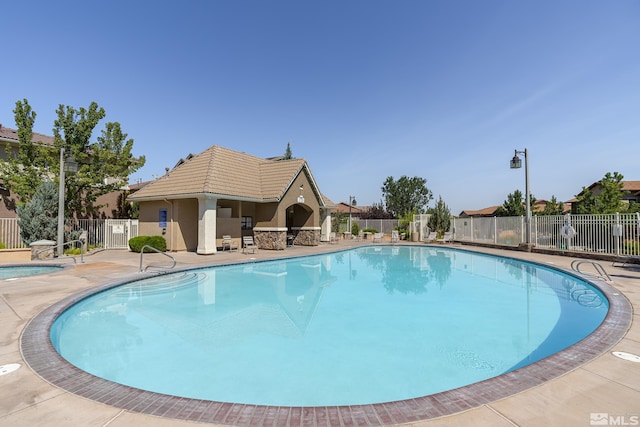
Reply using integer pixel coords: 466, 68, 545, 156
510, 153, 522, 169
63, 155, 78, 173
509, 148, 531, 245
57, 147, 78, 257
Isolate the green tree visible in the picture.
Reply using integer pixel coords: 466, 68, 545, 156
52, 102, 146, 217
381, 175, 432, 218
113, 192, 139, 218
496, 190, 536, 216
332, 211, 346, 233
2, 99, 146, 218
575, 172, 626, 214
0, 99, 51, 205
283, 142, 293, 159
574, 186, 597, 214
540, 195, 564, 216
496, 190, 525, 216
397, 210, 415, 237
595, 172, 625, 214
427, 196, 451, 236
16, 180, 58, 245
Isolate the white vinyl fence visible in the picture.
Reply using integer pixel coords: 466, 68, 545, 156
0, 218, 139, 250
451, 213, 640, 257
351, 219, 399, 235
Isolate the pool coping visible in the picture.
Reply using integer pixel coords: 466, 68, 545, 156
19, 250, 633, 426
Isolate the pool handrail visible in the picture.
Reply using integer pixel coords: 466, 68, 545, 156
570, 259, 612, 282
139, 245, 176, 272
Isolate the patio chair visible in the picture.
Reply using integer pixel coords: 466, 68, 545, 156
437, 232, 453, 244
391, 230, 399, 244
243, 236, 257, 254
425, 232, 438, 243
222, 235, 238, 252
329, 232, 339, 244
373, 232, 384, 243
612, 256, 640, 268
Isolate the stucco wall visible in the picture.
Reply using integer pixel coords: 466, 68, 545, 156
175, 199, 198, 251
138, 199, 198, 251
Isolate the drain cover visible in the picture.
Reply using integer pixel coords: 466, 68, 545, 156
612, 351, 640, 363
0, 363, 21, 376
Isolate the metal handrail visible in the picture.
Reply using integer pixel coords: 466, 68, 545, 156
570, 259, 612, 282
139, 245, 176, 272
33, 239, 86, 264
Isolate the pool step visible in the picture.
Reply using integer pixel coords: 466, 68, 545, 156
118, 272, 206, 295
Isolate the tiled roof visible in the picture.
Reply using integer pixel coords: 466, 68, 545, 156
334, 202, 364, 214
581, 180, 640, 196
460, 206, 500, 217
622, 181, 640, 192
129, 145, 320, 202
0, 125, 55, 145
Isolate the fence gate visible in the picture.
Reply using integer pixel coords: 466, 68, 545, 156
104, 219, 138, 249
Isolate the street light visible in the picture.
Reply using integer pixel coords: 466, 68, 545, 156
348, 196, 357, 236
510, 148, 531, 245
57, 147, 78, 257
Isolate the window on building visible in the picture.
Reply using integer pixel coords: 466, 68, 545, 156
241, 216, 253, 230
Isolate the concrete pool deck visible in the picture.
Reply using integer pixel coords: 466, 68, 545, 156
1, 241, 639, 427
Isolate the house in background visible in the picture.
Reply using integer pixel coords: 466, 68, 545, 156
459, 199, 572, 218
458, 206, 500, 218
128, 145, 335, 254
570, 180, 640, 213
0, 124, 134, 219
0, 125, 56, 218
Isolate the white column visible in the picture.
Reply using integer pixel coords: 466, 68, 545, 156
197, 195, 217, 254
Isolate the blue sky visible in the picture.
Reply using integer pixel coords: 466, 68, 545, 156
2, 0, 639, 215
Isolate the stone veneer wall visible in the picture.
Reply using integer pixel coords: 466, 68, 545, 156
293, 229, 320, 246
253, 230, 287, 250
253, 229, 320, 250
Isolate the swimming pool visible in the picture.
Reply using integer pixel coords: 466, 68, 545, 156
50, 246, 608, 407
0, 265, 62, 280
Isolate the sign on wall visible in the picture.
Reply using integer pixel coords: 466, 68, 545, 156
159, 208, 167, 228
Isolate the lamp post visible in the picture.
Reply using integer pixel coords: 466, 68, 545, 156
348, 196, 357, 236
510, 148, 531, 245
57, 147, 78, 257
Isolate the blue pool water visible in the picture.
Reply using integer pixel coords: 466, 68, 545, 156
0, 265, 62, 279
51, 246, 608, 406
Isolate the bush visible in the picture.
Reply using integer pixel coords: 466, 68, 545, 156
362, 227, 378, 233
128, 236, 167, 252
351, 222, 360, 236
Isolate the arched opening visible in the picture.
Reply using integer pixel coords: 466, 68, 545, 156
286, 203, 313, 246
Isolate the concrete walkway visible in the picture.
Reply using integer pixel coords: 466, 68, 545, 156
1, 241, 639, 427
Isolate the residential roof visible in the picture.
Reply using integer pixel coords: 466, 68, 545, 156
459, 206, 500, 217
584, 180, 640, 192
129, 145, 330, 206
0, 124, 55, 146
334, 202, 364, 214
622, 181, 640, 192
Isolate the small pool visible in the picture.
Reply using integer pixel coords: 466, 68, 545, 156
0, 265, 62, 280
50, 246, 608, 407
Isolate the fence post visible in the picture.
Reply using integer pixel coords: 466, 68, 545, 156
493, 217, 497, 245
614, 212, 621, 255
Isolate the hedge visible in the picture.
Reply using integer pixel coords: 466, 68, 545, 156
128, 236, 167, 252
